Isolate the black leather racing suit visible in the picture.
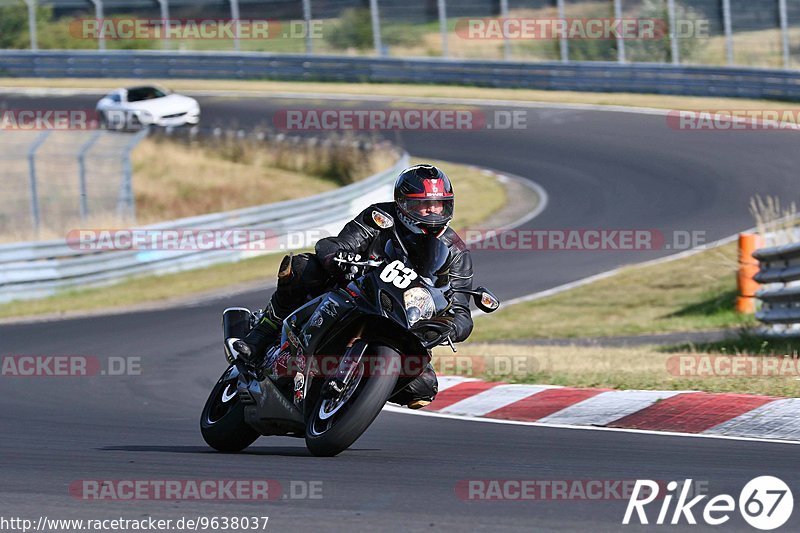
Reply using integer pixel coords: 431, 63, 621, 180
264, 202, 475, 403
316, 202, 474, 341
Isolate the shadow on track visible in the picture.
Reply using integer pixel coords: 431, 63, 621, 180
101, 445, 383, 456
100, 445, 313, 456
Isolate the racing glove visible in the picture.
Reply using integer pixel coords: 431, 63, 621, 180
325, 252, 364, 280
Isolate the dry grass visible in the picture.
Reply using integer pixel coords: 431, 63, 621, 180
134, 137, 330, 224
0, 212, 151, 244
0, 132, 397, 241
435, 342, 800, 397
689, 28, 794, 68
133, 133, 397, 224
470, 242, 755, 342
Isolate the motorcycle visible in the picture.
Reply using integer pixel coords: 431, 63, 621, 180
200, 207, 500, 456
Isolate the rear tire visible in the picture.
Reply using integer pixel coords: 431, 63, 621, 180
200, 366, 259, 452
305, 344, 399, 457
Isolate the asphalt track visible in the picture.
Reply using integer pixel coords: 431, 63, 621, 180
2, 92, 800, 531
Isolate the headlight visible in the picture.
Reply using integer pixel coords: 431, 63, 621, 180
137, 110, 153, 122
403, 287, 434, 326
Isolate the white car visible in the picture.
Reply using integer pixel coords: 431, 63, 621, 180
96, 85, 200, 129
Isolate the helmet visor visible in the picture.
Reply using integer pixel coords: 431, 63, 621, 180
398, 198, 454, 225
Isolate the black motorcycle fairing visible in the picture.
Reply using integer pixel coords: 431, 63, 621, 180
212, 235, 452, 444
286, 291, 355, 358
241, 373, 305, 436
310, 313, 432, 403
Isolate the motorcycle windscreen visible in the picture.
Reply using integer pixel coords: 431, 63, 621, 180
400, 233, 450, 285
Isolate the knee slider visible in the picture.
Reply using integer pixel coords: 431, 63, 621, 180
277, 253, 310, 288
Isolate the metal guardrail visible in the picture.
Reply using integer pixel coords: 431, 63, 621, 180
753, 241, 800, 334
4, 50, 800, 101
0, 151, 409, 303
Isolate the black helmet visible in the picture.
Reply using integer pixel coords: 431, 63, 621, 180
394, 164, 454, 235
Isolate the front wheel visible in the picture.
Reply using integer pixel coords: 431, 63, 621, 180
305, 344, 400, 457
200, 365, 259, 452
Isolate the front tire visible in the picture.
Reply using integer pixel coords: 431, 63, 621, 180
200, 365, 259, 452
305, 344, 399, 457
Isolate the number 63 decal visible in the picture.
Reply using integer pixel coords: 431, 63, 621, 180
379, 260, 418, 289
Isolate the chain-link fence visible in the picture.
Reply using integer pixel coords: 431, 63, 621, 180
0, 128, 147, 241
3, 0, 800, 68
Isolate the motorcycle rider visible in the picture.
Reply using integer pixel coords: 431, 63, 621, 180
232, 164, 474, 409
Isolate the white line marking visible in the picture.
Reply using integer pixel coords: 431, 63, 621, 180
484, 172, 548, 232
382, 404, 800, 446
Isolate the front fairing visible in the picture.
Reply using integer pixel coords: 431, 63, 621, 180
283, 291, 356, 358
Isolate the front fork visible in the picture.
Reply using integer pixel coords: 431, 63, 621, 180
320, 339, 370, 399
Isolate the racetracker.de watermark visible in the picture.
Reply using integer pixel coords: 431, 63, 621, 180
273, 109, 527, 131
667, 110, 800, 131
68, 479, 323, 501
1, 356, 141, 377
66, 229, 330, 252
455, 18, 709, 40
272, 354, 540, 378
667, 355, 800, 378
456, 479, 698, 501
68, 228, 708, 253
466, 229, 706, 251
70, 18, 323, 40
0, 109, 101, 130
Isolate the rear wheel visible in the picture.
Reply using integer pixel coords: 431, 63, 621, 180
305, 344, 399, 457
200, 366, 259, 452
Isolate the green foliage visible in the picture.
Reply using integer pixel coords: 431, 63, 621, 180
626, 0, 703, 63
527, 0, 703, 63
0, 2, 169, 51
665, 333, 800, 356
0, 1, 51, 49
325, 8, 375, 50
325, 8, 420, 51
558, 2, 617, 62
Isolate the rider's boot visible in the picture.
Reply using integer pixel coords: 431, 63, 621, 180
389, 363, 439, 410
228, 301, 283, 367
227, 255, 298, 368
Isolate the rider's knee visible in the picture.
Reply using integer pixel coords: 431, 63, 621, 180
277, 253, 324, 289
390, 363, 439, 404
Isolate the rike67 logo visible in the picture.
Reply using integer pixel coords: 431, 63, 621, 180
623, 477, 793, 530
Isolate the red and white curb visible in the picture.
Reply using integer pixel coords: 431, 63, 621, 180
387, 376, 800, 444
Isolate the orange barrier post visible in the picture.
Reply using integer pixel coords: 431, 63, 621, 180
736, 233, 763, 314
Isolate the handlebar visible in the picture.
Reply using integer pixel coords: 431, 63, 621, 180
332, 257, 384, 268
